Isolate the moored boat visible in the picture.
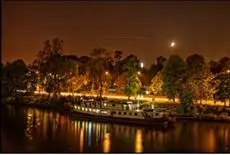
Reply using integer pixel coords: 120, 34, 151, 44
70, 99, 176, 129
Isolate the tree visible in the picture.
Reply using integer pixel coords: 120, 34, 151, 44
179, 84, 194, 114
122, 55, 140, 76
124, 75, 141, 100
89, 47, 111, 98
122, 55, 142, 99
149, 56, 167, 78
214, 72, 230, 105
185, 54, 207, 104
149, 71, 163, 96
110, 50, 123, 87
2, 60, 28, 97
218, 57, 230, 72
25, 64, 39, 93
162, 55, 186, 103
33, 38, 76, 97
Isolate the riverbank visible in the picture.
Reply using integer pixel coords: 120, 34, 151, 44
3, 95, 230, 123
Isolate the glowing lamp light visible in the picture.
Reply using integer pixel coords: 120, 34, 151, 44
74, 105, 77, 109
104, 103, 107, 106
140, 62, 144, 68
170, 41, 176, 48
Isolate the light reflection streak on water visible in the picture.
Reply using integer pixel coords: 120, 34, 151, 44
135, 129, 143, 153
79, 122, 85, 152
25, 109, 34, 140
88, 122, 92, 147
103, 133, 111, 153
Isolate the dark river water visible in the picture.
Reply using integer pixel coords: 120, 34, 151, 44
2, 105, 230, 153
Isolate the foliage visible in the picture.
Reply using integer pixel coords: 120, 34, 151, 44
162, 55, 186, 102
122, 55, 140, 76
124, 75, 142, 99
88, 47, 111, 97
149, 71, 163, 95
214, 72, 230, 105
1, 60, 28, 97
25, 65, 39, 93
185, 54, 207, 103
179, 88, 194, 114
33, 38, 76, 96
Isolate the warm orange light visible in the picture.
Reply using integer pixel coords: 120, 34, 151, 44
135, 129, 143, 153
80, 124, 84, 152
103, 133, 111, 153
170, 41, 176, 48
105, 71, 109, 75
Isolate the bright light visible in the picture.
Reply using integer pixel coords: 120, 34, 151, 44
102, 111, 108, 114
74, 105, 77, 109
104, 103, 107, 106
227, 69, 230, 73
105, 71, 109, 75
136, 109, 140, 112
151, 104, 154, 109
140, 62, 144, 68
89, 108, 92, 112
96, 109, 100, 113
170, 41, 176, 48
137, 71, 141, 75
146, 91, 149, 95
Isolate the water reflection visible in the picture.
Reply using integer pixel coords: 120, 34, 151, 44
2, 105, 230, 153
103, 133, 111, 153
135, 129, 143, 153
79, 123, 84, 152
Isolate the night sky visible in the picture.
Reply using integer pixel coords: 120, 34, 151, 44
3, 1, 230, 66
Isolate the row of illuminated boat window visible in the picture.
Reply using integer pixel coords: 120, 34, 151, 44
74, 105, 108, 114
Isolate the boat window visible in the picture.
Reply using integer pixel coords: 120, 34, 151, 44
135, 113, 137, 116
129, 112, 132, 115
118, 112, 121, 115
112, 104, 115, 107
124, 112, 127, 115
155, 113, 159, 116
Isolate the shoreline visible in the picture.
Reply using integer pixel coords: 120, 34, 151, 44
3, 97, 230, 124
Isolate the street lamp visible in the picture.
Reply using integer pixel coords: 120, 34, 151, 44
140, 62, 144, 68
227, 69, 230, 74
137, 71, 141, 75
105, 71, 109, 75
